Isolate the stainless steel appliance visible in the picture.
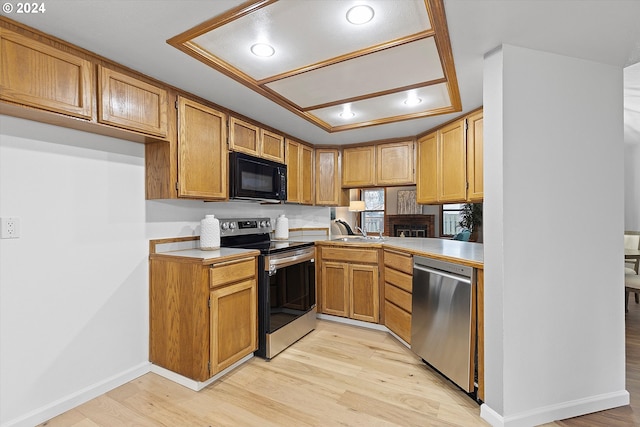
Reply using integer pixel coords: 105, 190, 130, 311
220, 218, 316, 360
229, 152, 287, 202
411, 256, 475, 393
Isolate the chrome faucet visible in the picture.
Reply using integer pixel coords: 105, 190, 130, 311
356, 226, 367, 237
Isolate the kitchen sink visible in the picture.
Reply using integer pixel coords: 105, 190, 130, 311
332, 236, 386, 242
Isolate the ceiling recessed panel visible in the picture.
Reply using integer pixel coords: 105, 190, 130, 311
310, 83, 451, 127
169, 0, 461, 132
190, 0, 431, 80
265, 38, 443, 108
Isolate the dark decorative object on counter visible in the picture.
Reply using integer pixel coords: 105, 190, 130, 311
459, 203, 483, 242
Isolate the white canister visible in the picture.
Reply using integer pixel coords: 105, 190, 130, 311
275, 214, 289, 240
200, 214, 220, 250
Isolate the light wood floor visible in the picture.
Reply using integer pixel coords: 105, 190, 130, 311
40, 307, 640, 427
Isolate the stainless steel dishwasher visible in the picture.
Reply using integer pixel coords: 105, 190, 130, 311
411, 256, 475, 392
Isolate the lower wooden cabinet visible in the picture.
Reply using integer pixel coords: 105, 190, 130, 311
383, 249, 413, 343
318, 245, 380, 323
149, 254, 257, 381
210, 278, 257, 374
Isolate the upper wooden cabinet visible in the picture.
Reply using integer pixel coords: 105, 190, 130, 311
229, 117, 285, 163
376, 141, 415, 186
416, 132, 439, 204
342, 141, 415, 188
98, 66, 168, 138
0, 27, 93, 119
286, 138, 314, 205
416, 112, 481, 204
261, 129, 285, 163
342, 145, 375, 187
315, 148, 348, 206
439, 119, 467, 202
177, 96, 228, 200
466, 110, 484, 202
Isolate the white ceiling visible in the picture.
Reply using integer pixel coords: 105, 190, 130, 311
5, 0, 640, 145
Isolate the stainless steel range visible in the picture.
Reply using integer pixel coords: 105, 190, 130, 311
219, 217, 316, 360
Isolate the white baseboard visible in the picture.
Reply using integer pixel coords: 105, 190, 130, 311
150, 353, 253, 391
2, 361, 151, 427
480, 389, 630, 427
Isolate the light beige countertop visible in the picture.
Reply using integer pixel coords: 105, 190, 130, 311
149, 247, 260, 265
316, 236, 484, 269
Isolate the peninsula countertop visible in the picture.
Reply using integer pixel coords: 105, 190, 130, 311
314, 236, 483, 269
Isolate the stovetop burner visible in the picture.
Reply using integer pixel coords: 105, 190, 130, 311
218, 217, 314, 255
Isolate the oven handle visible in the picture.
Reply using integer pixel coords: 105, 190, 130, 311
266, 250, 315, 273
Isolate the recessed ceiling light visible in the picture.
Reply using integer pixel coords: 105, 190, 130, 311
404, 96, 422, 106
339, 105, 355, 119
346, 5, 374, 25
250, 43, 275, 57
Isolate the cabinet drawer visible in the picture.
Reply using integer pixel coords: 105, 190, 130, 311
384, 250, 413, 274
384, 301, 411, 344
321, 247, 378, 264
210, 257, 256, 289
385, 283, 412, 313
384, 268, 412, 293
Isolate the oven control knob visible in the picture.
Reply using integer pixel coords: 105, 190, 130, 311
268, 264, 277, 276
229, 222, 236, 229
221, 222, 229, 230
265, 220, 271, 228
260, 220, 269, 228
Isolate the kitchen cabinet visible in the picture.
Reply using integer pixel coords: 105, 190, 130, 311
318, 246, 380, 323
209, 257, 258, 374
315, 148, 348, 206
0, 27, 93, 119
149, 253, 258, 381
342, 141, 415, 188
416, 131, 439, 204
466, 110, 484, 202
477, 268, 485, 402
416, 118, 467, 203
177, 96, 228, 199
229, 116, 285, 163
383, 249, 413, 343
342, 145, 375, 187
439, 119, 467, 202
376, 140, 415, 186
98, 65, 168, 138
286, 138, 314, 204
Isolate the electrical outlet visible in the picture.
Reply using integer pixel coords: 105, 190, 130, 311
1, 217, 20, 239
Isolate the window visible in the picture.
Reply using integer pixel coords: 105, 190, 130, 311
361, 189, 385, 233
441, 203, 464, 237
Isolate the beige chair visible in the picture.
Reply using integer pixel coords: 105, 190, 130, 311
626, 273, 640, 313
625, 232, 640, 307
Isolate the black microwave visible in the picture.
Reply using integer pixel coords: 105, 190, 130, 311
229, 152, 287, 202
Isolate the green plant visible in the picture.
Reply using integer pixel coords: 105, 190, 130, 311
459, 203, 483, 231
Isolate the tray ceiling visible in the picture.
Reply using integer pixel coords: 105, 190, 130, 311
168, 0, 461, 132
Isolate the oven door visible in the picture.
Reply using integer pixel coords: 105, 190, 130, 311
266, 256, 315, 333
257, 248, 316, 358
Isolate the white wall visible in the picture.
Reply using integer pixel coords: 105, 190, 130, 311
482, 45, 627, 427
0, 115, 329, 427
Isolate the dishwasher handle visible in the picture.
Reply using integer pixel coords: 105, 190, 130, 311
413, 263, 472, 284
